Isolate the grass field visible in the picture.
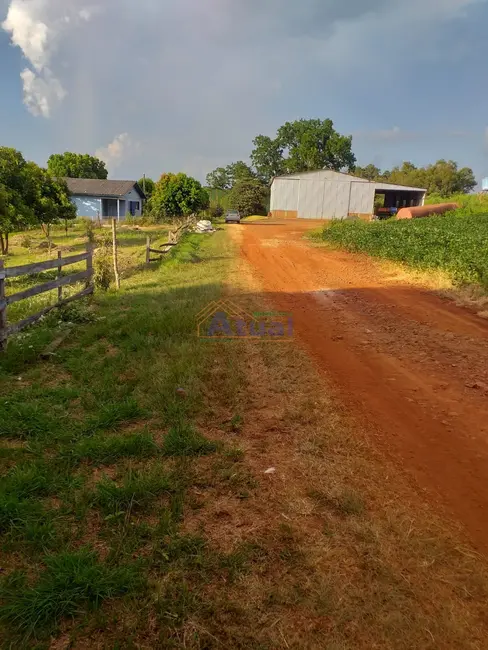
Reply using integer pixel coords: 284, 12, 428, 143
319, 213, 488, 287
2, 222, 170, 325
1, 225, 488, 648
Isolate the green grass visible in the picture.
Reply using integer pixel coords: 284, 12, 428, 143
0, 230, 235, 644
91, 465, 174, 515
162, 421, 218, 457
66, 431, 159, 465
0, 549, 143, 643
320, 213, 488, 286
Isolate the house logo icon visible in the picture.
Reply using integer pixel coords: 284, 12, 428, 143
197, 300, 293, 341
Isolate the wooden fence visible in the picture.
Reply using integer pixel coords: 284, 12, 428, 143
145, 217, 196, 264
0, 248, 94, 350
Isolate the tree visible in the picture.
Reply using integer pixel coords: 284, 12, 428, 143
149, 173, 209, 220
251, 135, 284, 183
228, 179, 269, 217
226, 161, 255, 186
206, 167, 230, 191
353, 164, 382, 181
0, 147, 34, 254
27, 163, 76, 244
138, 177, 155, 199
250, 119, 356, 182
47, 152, 108, 179
278, 119, 356, 174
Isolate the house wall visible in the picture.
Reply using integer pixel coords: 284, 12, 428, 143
72, 196, 102, 218
72, 187, 144, 220
123, 188, 143, 216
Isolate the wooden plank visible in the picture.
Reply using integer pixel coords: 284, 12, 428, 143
0, 260, 6, 350
7, 286, 94, 337
40, 326, 73, 360
5, 252, 90, 278
149, 248, 171, 255
6, 270, 91, 306
85, 245, 93, 288
57, 251, 63, 303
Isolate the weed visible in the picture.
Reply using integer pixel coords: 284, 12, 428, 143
162, 421, 218, 457
81, 397, 143, 436
229, 414, 244, 432
92, 466, 174, 515
67, 432, 159, 465
0, 549, 143, 642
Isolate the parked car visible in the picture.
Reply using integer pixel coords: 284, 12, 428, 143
225, 210, 241, 224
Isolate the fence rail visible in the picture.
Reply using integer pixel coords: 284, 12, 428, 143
0, 247, 94, 350
145, 216, 196, 264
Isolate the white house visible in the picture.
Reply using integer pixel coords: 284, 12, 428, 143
65, 178, 146, 220
270, 170, 426, 220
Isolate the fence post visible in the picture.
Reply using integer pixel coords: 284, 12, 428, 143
112, 219, 120, 290
86, 244, 93, 288
0, 259, 6, 351
57, 251, 63, 304
146, 236, 151, 265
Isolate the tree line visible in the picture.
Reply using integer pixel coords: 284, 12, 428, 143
354, 161, 476, 196
206, 119, 478, 213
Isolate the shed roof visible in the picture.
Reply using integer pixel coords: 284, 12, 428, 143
272, 169, 426, 193
64, 178, 146, 199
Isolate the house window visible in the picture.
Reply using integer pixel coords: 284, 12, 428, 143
129, 201, 140, 215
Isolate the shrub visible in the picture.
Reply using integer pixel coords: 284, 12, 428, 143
93, 232, 113, 291
19, 234, 32, 249
80, 217, 96, 243
209, 205, 224, 220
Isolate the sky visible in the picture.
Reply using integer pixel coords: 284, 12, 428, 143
1, 0, 488, 184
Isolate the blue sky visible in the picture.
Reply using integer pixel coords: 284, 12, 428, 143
1, 0, 487, 184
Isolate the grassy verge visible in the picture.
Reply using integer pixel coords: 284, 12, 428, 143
319, 213, 488, 287
1, 225, 488, 648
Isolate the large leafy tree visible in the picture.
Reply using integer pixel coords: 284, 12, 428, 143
47, 152, 108, 179
251, 119, 356, 183
149, 173, 209, 220
228, 179, 269, 217
27, 163, 76, 241
206, 167, 230, 191
0, 147, 34, 254
353, 164, 383, 181
251, 135, 284, 183
226, 161, 255, 186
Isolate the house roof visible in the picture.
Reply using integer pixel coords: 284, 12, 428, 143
64, 178, 146, 199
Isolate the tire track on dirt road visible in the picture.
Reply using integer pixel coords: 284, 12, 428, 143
232, 221, 488, 552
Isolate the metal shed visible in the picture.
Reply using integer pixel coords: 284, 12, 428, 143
270, 170, 426, 220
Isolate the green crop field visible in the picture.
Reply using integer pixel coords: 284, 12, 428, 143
319, 213, 488, 287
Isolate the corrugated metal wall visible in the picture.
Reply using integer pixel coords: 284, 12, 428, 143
349, 182, 375, 214
270, 173, 375, 219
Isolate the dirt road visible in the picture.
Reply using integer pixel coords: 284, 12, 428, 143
234, 220, 488, 551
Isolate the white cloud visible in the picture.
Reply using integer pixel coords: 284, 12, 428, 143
1, 0, 97, 117
20, 67, 66, 117
95, 133, 139, 174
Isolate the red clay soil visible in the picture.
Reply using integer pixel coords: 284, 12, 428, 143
234, 220, 488, 552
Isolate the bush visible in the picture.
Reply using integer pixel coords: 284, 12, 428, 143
209, 205, 224, 220
93, 232, 113, 291
80, 218, 96, 243
19, 234, 32, 249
